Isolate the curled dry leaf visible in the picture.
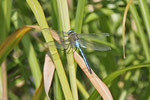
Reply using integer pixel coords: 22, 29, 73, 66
43, 54, 55, 100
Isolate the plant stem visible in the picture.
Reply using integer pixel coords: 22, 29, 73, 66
56, 0, 78, 100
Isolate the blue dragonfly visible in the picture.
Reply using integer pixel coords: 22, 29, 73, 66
47, 30, 111, 73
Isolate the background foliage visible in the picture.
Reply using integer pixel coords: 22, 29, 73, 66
0, 0, 150, 100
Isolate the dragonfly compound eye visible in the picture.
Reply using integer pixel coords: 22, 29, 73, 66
68, 30, 74, 34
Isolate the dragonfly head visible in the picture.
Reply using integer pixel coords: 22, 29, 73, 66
68, 30, 74, 35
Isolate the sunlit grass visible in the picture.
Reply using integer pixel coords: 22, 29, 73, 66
0, 0, 150, 100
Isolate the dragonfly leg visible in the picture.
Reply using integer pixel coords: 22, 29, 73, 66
68, 46, 75, 53
73, 47, 77, 53
65, 44, 71, 53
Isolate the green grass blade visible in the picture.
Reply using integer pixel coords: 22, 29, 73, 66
26, 0, 73, 99
0, 1, 5, 42
77, 79, 89, 99
74, 0, 86, 33
0, 0, 12, 42
138, 0, 150, 43
66, 52, 77, 100
88, 63, 150, 99
3, 0, 11, 33
104, 64, 150, 84
32, 78, 47, 100
8, 91, 20, 100
0, 2, 12, 98
11, 12, 42, 88
22, 35, 42, 88
49, 0, 59, 30
127, 0, 150, 61
49, 0, 64, 98
88, 90, 99, 100
0, 67, 2, 98
56, 0, 70, 31
56, 0, 77, 100
54, 72, 64, 100
1, 62, 8, 100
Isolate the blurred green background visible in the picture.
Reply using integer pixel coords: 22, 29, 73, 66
0, 0, 150, 100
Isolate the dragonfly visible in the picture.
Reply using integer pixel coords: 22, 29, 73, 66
46, 30, 111, 73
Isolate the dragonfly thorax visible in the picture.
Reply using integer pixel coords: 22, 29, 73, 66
68, 30, 79, 41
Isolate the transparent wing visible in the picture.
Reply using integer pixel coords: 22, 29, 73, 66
78, 33, 110, 40
45, 39, 70, 49
79, 39, 111, 51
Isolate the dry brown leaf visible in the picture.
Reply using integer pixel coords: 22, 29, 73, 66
74, 52, 113, 100
43, 54, 55, 100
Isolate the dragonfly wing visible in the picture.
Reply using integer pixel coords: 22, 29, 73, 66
78, 33, 110, 40
45, 40, 69, 49
79, 39, 111, 51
